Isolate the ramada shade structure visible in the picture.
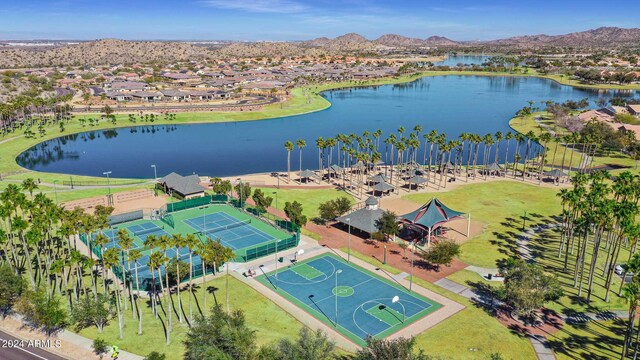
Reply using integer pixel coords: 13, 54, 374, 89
400, 197, 465, 246
336, 196, 384, 235
368, 173, 389, 184
299, 169, 317, 179
371, 181, 395, 195
543, 169, 568, 178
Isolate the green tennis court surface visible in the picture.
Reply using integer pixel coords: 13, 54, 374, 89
82, 203, 299, 290
291, 264, 325, 280
257, 253, 442, 345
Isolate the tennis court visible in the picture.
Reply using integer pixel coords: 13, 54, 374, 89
184, 212, 273, 250
81, 201, 299, 290
257, 253, 442, 345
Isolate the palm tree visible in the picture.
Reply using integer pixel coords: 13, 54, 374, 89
284, 140, 294, 182
116, 230, 133, 313
493, 131, 503, 164
184, 233, 199, 323
537, 132, 553, 184
297, 139, 307, 183
504, 132, 513, 169
103, 248, 124, 340
128, 248, 143, 335
143, 234, 159, 317
171, 234, 186, 323
20, 178, 39, 198
148, 251, 169, 343
157, 235, 173, 336
93, 232, 110, 293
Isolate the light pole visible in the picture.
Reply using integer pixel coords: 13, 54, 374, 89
103, 171, 112, 195
335, 269, 342, 327
392, 295, 405, 323
410, 241, 415, 292
346, 218, 351, 263
53, 180, 59, 204
237, 178, 243, 210
151, 164, 157, 180
273, 191, 280, 278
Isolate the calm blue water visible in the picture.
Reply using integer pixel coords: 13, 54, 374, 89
434, 55, 490, 66
17, 75, 634, 178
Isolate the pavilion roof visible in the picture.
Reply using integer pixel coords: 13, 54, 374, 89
401, 197, 464, 230
372, 181, 394, 192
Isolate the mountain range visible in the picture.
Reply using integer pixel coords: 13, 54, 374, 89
0, 27, 639, 68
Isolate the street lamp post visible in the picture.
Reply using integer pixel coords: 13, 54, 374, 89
335, 269, 342, 327
237, 178, 243, 210
103, 171, 112, 195
410, 241, 415, 292
273, 191, 280, 278
53, 180, 59, 204
346, 218, 351, 263
392, 296, 405, 323
151, 164, 157, 180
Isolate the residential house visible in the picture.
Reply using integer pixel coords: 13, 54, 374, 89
130, 91, 163, 102
160, 89, 190, 101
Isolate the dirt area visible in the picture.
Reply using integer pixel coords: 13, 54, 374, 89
61, 189, 169, 214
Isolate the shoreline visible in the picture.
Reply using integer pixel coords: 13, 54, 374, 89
3, 70, 639, 183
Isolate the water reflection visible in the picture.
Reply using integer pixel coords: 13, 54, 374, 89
16, 77, 637, 178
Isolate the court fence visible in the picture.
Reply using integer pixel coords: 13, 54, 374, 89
235, 235, 299, 262
111, 258, 216, 292
108, 209, 144, 226
165, 195, 213, 213
227, 196, 301, 238
80, 231, 219, 291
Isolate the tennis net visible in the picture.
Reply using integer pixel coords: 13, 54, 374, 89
133, 227, 160, 237
204, 219, 251, 235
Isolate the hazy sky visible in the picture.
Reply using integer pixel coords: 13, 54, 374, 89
2, 0, 639, 41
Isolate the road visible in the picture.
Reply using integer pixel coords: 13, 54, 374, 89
0, 330, 67, 360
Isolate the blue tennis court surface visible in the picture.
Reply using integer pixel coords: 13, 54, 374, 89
184, 212, 273, 250
92, 229, 120, 250
257, 253, 442, 345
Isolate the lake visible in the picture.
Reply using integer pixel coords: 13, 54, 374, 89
17, 75, 634, 178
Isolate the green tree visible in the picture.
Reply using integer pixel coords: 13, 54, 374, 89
354, 337, 432, 360
92, 338, 109, 360
500, 258, 563, 317
421, 240, 461, 271
144, 352, 167, 360
0, 264, 26, 316
184, 305, 257, 360
70, 293, 112, 333
278, 327, 335, 360
234, 182, 252, 208
374, 210, 400, 241
252, 189, 274, 214
20, 178, 38, 198
16, 287, 67, 336
284, 201, 307, 227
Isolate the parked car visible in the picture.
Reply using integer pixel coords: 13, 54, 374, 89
615, 264, 626, 275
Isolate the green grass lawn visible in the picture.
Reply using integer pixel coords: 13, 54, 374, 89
408, 276, 536, 359
509, 112, 639, 175
403, 180, 562, 268
548, 319, 625, 360
446, 269, 495, 287
78, 275, 303, 360
258, 187, 354, 220
338, 246, 402, 275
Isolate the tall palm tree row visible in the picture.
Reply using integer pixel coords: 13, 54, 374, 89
0, 179, 240, 345
303, 123, 577, 198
